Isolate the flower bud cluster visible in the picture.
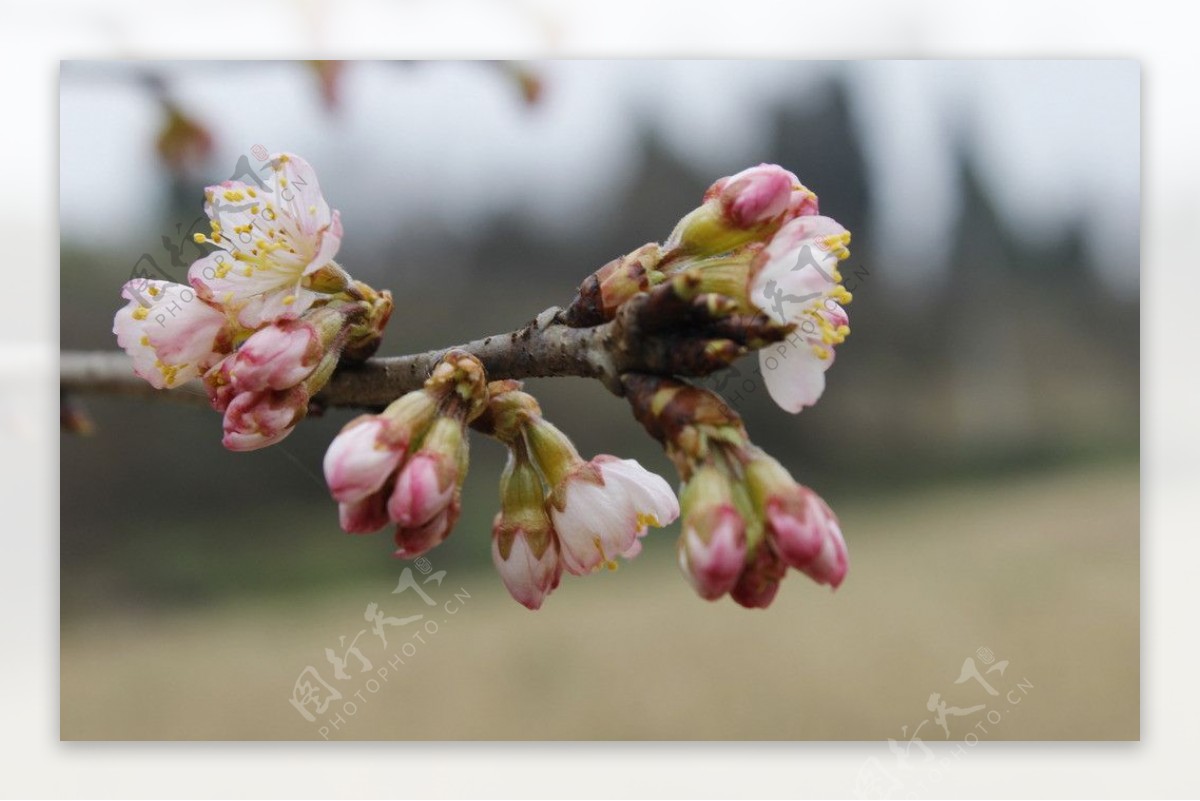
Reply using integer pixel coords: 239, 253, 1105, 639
323, 351, 487, 557
625, 374, 848, 608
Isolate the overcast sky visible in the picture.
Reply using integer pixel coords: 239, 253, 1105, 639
60, 59, 1139, 294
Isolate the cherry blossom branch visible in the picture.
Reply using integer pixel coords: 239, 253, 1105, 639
75, 155, 858, 611
62, 296, 774, 411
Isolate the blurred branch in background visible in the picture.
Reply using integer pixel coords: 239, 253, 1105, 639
61, 59, 545, 181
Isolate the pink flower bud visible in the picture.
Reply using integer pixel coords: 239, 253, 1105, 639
221, 387, 306, 451
338, 491, 390, 534
796, 498, 848, 589
492, 518, 563, 611
323, 417, 406, 504
665, 163, 820, 258
388, 453, 456, 528
715, 164, 797, 229
394, 499, 459, 559
745, 452, 850, 592
762, 488, 847, 589
227, 320, 322, 392
678, 505, 747, 601
764, 493, 825, 568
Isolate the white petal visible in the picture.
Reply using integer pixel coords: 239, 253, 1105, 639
751, 216, 847, 324
552, 479, 637, 574
760, 341, 828, 414
114, 279, 225, 388
264, 153, 333, 238
597, 458, 680, 527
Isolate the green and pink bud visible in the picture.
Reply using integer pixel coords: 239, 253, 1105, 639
746, 451, 848, 590
323, 352, 485, 554
711, 164, 798, 229
323, 389, 440, 512
387, 416, 464, 528
665, 163, 818, 258
491, 452, 562, 610
323, 381, 459, 537
677, 465, 747, 601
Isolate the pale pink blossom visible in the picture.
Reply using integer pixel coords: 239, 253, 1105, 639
550, 456, 680, 575
749, 215, 853, 413
113, 279, 228, 389
188, 153, 345, 329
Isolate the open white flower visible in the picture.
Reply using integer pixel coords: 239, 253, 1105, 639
549, 456, 680, 575
189, 152, 344, 329
112, 278, 229, 388
749, 215, 853, 413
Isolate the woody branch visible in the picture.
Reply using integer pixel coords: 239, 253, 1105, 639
61, 293, 780, 410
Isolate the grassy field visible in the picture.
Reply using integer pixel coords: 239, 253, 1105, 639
60, 461, 1138, 740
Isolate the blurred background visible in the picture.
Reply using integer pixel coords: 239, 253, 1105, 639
59, 60, 1138, 741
